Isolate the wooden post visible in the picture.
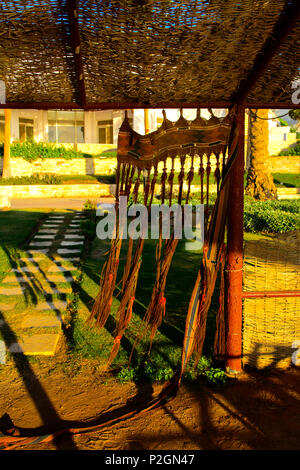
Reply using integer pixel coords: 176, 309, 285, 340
2, 109, 11, 178
225, 106, 245, 374
144, 108, 150, 134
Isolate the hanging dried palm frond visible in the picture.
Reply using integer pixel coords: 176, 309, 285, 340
89, 108, 233, 368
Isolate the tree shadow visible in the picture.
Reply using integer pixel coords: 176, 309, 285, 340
0, 311, 78, 450
124, 345, 300, 450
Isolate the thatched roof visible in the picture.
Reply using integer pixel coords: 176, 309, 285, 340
0, 0, 299, 109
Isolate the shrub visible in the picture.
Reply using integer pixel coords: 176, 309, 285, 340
279, 142, 300, 156
0, 141, 90, 162
244, 198, 300, 233
0, 173, 62, 185
116, 367, 137, 384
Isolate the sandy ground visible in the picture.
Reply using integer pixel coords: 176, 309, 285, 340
0, 339, 299, 451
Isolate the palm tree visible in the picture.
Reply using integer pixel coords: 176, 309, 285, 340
288, 109, 300, 131
245, 109, 277, 200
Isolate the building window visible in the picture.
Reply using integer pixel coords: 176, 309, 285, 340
98, 120, 113, 144
19, 118, 34, 142
283, 133, 287, 142
0, 115, 4, 143
48, 110, 85, 144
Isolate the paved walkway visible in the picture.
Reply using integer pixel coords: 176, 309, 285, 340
0, 211, 87, 358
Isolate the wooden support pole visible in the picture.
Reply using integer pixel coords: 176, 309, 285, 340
225, 106, 245, 374
66, 0, 86, 107
2, 109, 11, 178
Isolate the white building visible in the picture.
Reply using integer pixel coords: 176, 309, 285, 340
0, 108, 297, 156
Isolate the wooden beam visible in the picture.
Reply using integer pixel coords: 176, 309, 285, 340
0, 101, 299, 111
65, 0, 86, 107
242, 291, 300, 299
2, 109, 11, 178
232, 0, 300, 105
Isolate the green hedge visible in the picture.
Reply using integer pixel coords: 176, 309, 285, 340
0, 141, 117, 162
279, 141, 300, 156
0, 173, 63, 185
244, 198, 300, 233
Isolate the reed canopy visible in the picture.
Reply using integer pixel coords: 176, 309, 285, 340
0, 0, 299, 109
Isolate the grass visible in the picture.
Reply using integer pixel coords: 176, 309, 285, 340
70, 218, 273, 384
0, 197, 298, 385
0, 171, 297, 190
272, 173, 300, 188
0, 174, 116, 185
71, 234, 207, 369
0, 209, 48, 284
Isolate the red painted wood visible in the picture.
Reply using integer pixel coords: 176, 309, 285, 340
225, 106, 245, 373
242, 291, 300, 298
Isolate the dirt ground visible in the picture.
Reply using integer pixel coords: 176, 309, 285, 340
0, 340, 299, 451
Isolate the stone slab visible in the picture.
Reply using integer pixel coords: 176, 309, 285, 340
28, 250, 49, 255
19, 257, 43, 262
21, 316, 62, 328
13, 266, 40, 273
3, 275, 25, 283
0, 287, 25, 295
60, 241, 84, 246
34, 234, 56, 240
8, 334, 60, 355
0, 302, 16, 311
48, 265, 77, 272
29, 241, 53, 247
36, 300, 67, 311
47, 275, 74, 283
42, 285, 72, 294
64, 235, 84, 239
38, 229, 58, 234
52, 256, 80, 263
57, 249, 81, 254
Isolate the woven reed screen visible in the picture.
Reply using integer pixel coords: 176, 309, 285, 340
242, 232, 300, 369
0, 0, 299, 105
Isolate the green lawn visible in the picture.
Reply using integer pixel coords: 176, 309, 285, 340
72, 234, 213, 379
272, 173, 300, 188
71, 218, 273, 379
0, 174, 116, 185
0, 209, 48, 284
0, 201, 296, 384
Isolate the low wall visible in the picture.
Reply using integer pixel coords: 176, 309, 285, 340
0, 155, 298, 178
0, 184, 115, 199
0, 157, 117, 177
269, 155, 300, 173
0, 155, 221, 178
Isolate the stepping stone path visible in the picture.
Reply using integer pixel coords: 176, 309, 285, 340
0, 211, 87, 358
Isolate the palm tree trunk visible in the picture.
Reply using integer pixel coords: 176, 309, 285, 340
2, 109, 11, 178
246, 109, 277, 200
